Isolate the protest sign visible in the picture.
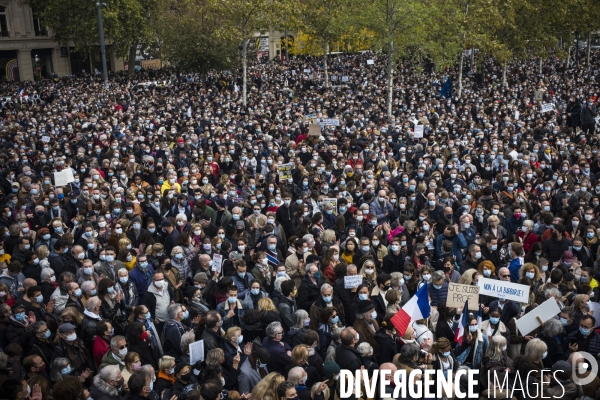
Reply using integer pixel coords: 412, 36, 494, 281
54, 169, 74, 186
477, 278, 529, 303
344, 275, 363, 289
589, 302, 600, 328
414, 125, 424, 138
304, 68, 311, 73
541, 103, 555, 113
515, 298, 561, 336
341, 76, 349, 82
534, 90, 544, 101
212, 254, 223, 273
278, 163, 292, 180
189, 340, 205, 364
367, 60, 374, 65
322, 198, 338, 214
308, 124, 322, 136
446, 283, 479, 310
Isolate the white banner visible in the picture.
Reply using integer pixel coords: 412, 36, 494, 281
477, 277, 530, 303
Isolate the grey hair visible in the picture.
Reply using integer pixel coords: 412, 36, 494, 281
117, 268, 128, 277
523, 219, 534, 229
167, 303, 183, 319
288, 366, 306, 385
41, 268, 55, 281
176, 213, 187, 222
110, 335, 126, 349
31, 321, 47, 335
485, 335, 507, 361
50, 357, 70, 382
139, 365, 155, 376
320, 283, 333, 294
81, 281, 96, 294
390, 272, 403, 287
292, 309, 309, 329
98, 364, 120, 382
561, 306, 575, 319
398, 343, 420, 363
357, 342, 372, 357
304, 263, 316, 274
432, 270, 445, 282
170, 246, 183, 257
85, 296, 101, 312
266, 321, 283, 338
542, 318, 563, 337
347, 264, 357, 273
180, 331, 196, 354
302, 234, 314, 242
274, 276, 290, 293
545, 287, 561, 299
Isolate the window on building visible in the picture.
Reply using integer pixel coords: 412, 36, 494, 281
33, 13, 47, 37
0, 7, 8, 37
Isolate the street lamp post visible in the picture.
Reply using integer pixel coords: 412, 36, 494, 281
96, 1, 109, 87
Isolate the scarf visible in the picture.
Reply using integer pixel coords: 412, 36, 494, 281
587, 236, 598, 246
158, 370, 176, 385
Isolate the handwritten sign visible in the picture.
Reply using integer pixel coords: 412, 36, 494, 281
54, 169, 74, 187
303, 68, 311, 73
341, 76, 349, 82
477, 278, 529, 303
344, 275, 363, 289
141, 59, 161, 70
414, 125, 424, 138
278, 163, 292, 180
367, 60, 374, 65
308, 124, 322, 136
534, 90, 544, 102
515, 298, 561, 336
212, 254, 223, 273
189, 340, 204, 364
446, 283, 479, 310
541, 103, 555, 113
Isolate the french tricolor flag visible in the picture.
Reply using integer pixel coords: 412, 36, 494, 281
391, 283, 430, 336
454, 299, 470, 345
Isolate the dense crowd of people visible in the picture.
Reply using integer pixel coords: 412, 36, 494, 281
0, 48, 598, 400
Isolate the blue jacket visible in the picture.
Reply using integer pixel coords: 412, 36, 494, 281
261, 337, 292, 373
231, 273, 253, 300
129, 265, 155, 297
508, 257, 523, 282
455, 331, 488, 368
435, 233, 467, 262
428, 281, 449, 307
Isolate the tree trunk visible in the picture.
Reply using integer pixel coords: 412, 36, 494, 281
567, 46, 571, 68
242, 38, 248, 108
386, 40, 394, 121
539, 58, 542, 75
128, 42, 137, 79
323, 42, 329, 88
471, 47, 475, 67
588, 32, 592, 67
502, 62, 507, 86
458, 51, 463, 97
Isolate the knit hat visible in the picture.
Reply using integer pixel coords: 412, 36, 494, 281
193, 272, 208, 284
322, 361, 341, 378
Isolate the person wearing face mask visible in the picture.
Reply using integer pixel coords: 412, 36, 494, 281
89, 364, 125, 400
455, 316, 488, 372
140, 272, 174, 333
238, 346, 271, 394
430, 337, 456, 394
126, 216, 154, 253
92, 320, 114, 369
163, 304, 191, 362
54, 322, 95, 374
48, 238, 79, 279
352, 300, 380, 358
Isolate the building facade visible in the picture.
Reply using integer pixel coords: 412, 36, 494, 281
0, 0, 123, 82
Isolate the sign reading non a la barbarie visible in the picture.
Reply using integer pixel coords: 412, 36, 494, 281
446, 282, 479, 310
278, 163, 292, 180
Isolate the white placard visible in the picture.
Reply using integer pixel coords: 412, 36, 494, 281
515, 298, 561, 336
212, 254, 223, 273
414, 125, 424, 138
341, 76, 349, 82
41, 136, 51, 143
189, 340, 204, 364
53, 169, 74, 187
304, 69, 311, 73
541, 103, 555, 113
344, 275, 363, 289
514, 111, 520, 120
367, 60, 374, 65
477, 277, 530, 303
292, 70, 296, 76
588, 302, 600, 328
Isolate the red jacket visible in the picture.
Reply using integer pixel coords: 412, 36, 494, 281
93, 335, 111, 369
517, 231, 539, 253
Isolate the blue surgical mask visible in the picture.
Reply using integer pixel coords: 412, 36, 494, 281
442, 351, 451, 357
433, 284, 442, 290
15, 312, 25, 321
45, 329, 52, 338
403, 275, 411, 281
61, 365, 72, 375
469, 325, 477, 333
331, 316, 339, 324
489, 317, 500, 325
358, 293, 369, 301
313, 271, 321, 279
182, 310, 189, 320
120, 277, 129, 284
542, 351, 548, 359
251, 288, 260, 296
228, 296, 237, 304
322, 295, 332, 303
560, 317, 569, 326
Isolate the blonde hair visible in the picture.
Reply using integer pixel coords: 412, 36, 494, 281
258, 298, 276, 312
158, 355, 176, 372
250, 372, 285, 400
36, 245, 49, 260
225, 326, 242, 340
291, 345, 309, 366
118, 238, 131, 252
458, 269, 479, 285
322, 229, 336, 243
205, 348, 224, 366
